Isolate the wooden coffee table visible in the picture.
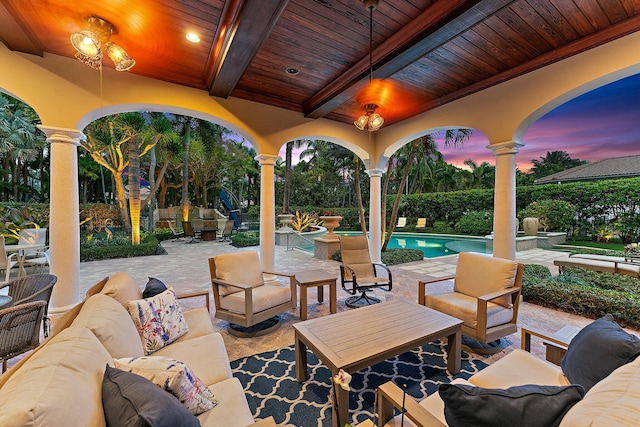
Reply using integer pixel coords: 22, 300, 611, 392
294, 270, 337, 320
293, 300, 462, 427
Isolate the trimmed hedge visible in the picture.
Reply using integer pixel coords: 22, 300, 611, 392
231, 232, 260, 247
522, 264, 640, 329
80, 235, 161, 261
332, 248, 424, 266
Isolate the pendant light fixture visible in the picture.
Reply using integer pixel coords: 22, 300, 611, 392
70, 16, 135, 71
354, 0, 384, 132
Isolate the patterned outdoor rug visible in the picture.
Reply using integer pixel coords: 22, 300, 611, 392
230, 340, 488, 426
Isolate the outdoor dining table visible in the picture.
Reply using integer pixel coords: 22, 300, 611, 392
4, 244, 46, 278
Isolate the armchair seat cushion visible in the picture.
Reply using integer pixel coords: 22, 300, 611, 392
213, 251, 264, 296
454, 253, 518, 307
220, 285, 291, 315
425, 292, 513, 330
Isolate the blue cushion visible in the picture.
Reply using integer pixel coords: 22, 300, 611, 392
561, 314, 640, 392
143, 277, 168, 299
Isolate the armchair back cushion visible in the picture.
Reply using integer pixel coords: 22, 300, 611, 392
454, 253, 518, 306
213, 251, 264, 296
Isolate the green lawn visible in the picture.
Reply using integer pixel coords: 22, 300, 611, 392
560, 241, 626, 251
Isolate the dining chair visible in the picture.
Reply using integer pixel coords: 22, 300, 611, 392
0, 274, 58, 337
0, 300, 48, 372
0, 236, 20, 285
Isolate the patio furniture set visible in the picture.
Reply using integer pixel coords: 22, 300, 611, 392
554, 253, 640, 277
1, 236, 639, 426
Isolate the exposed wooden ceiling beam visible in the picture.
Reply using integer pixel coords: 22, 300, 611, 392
303, 0, 515, 119
206, 0, 289, 98
0, 1, 42, 56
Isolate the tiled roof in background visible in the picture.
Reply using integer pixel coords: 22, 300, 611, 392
534, 155, 640, 184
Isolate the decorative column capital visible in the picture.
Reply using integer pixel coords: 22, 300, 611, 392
255, 153, 279, 166
37, 125, 85, 146
486, 140, 524, 156
366, 168, 385, 178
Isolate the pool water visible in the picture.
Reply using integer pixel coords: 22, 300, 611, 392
298, 232, 489, 259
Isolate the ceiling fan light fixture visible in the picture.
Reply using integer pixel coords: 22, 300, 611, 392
354, 114, 369, 130
105, 42, 136, 71
70, 29, 101, 57
354, 0, 385, 131
70, 16, 135, 71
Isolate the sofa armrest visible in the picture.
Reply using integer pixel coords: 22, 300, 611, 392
521, 326, 571, 353
177, 290, 210, 312
377, 382, 445, 427
418, 276, 455, 305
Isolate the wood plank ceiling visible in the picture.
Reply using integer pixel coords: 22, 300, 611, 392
1, 0, 639, 127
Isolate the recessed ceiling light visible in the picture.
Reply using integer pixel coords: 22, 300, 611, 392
286, 68, 299, 75
186, 32, 200, 43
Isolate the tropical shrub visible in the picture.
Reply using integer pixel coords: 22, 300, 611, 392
332, 248, 424, 266
231, 232, 260, 247
454, 210, 493, 235
521, 265, 640, 329
518, 200, 576, 232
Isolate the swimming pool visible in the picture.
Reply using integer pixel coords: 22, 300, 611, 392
298, 232, 489, 258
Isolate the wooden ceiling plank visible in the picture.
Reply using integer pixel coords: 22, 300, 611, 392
303, 0, 516, 119
597, 0, 631, 23
206, 0, 289, 98
549, 0, 596, 36
0, 1, 43, 55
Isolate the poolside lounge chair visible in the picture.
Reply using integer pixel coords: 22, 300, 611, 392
554, 253, 640, 277
416, 218, 426, 230
419, 252, 524, 353
395, 217, 406, 229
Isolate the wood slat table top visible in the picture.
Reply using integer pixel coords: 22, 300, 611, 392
295, 270, 338, 285
293, 300, 462, 371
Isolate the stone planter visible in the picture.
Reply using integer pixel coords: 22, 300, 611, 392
319, 215, 342, 236
523, 217, 539, 236
277, 213, 295, 231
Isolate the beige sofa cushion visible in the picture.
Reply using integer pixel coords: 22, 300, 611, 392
101, 271, 143, 303
220, 284, 291, 314
470, 349, 569, 389
71, 293, 144, 358
560, 357, 640, 426
214, 251, 263, 296
154, 333, 233, 386
175, 307, 216, 343
454, 252, 517, 306
197, 378, 255, 427
0, 327, 113, 427
424, 292, 513, 329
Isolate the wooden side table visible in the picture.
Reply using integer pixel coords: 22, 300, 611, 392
294, 270, 337, 320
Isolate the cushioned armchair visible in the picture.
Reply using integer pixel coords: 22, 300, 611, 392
208, 251, 295, 336
339, 235, 392, 308
419, 252, 523, 351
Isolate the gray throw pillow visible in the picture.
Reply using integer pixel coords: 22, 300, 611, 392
143, 277, 168, 299
561, 314, 640, 392
102, 365, 200, 427
439, 383, 584, 427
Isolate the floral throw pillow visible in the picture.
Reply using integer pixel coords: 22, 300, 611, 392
114, 356, 218, 415
127, 287, 189, 355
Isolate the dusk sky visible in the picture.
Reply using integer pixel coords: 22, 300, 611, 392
437, 73, 640, 172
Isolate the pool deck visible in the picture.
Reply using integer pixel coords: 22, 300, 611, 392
64, 239, 611, 365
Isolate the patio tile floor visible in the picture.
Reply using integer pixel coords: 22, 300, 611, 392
14, 239, 620, 370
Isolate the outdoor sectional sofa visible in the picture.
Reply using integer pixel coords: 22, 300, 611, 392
0, 272, 270, 426
377, 314, 640, 426
554, 253, 640, 277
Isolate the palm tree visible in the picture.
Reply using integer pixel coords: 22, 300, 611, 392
529, 150, 587, 179
283, 139, 305, 213
382, 129, 471, 250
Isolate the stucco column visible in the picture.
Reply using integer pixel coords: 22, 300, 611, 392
367, 169, 384, 263
488, 141, 524, 260
37, 125, 84, 314
256, 154, 279, 273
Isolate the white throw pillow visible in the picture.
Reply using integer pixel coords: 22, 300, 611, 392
126, 287, 189, 355
114, 355, 218, 415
